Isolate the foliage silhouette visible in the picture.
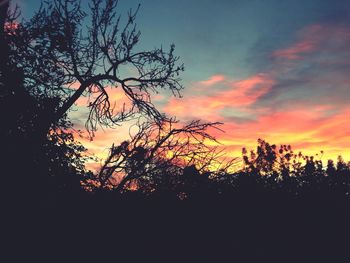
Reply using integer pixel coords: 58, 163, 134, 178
1, 1, 88, 205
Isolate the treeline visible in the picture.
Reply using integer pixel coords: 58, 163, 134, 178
82, 137, 350, 202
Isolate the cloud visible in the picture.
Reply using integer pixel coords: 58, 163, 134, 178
272, 40, 316, 60
259, 24, 350, 110
210, 105, 350, 161
160, 23, 350, 161
272, 41, 315, 60
163, 73, 274, 121
70, 22, 350, 171
198, 74, 226, 86
271, 24, 350, 60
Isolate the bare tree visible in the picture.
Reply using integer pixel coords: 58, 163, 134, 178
83, 118, 238, 193
7, 0, 184, 136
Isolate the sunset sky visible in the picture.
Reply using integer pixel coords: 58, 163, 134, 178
18, 0, 350, 169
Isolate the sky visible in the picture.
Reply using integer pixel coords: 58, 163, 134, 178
17, 0, 350, 170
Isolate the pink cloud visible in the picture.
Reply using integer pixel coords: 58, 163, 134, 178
164, 73, 274, 120
222, 74, 274, 106
271, 25, 322, 60
198, 75, 226, 86
272, 41, 316, 60
272, 24, 350, 61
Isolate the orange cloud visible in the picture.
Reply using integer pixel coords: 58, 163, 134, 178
211, 106, 350, 163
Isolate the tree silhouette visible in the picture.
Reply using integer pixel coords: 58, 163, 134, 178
1, 0, 185, 205
8, 0, 184, 137
1, 2, 89, 205
85, 118, 236, 197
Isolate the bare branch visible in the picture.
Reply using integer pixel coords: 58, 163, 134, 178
9, 0, 184, 135
91, 118, 236, 192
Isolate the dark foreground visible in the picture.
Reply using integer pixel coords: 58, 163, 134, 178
4, 190, 350, 263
